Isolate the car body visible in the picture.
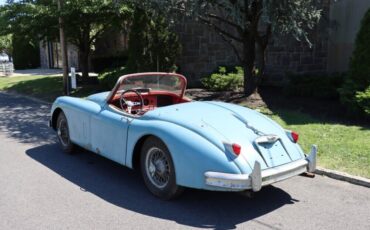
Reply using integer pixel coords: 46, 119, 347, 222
50, 72, 317, 199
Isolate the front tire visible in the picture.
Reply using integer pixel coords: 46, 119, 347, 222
56, 111, 75, 154
140, 137, 183, 200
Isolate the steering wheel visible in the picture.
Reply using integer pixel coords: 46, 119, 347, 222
119, 89, 144, 114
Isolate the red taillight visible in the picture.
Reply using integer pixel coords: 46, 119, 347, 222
232, 143, 241, 155
291, 131, 299, 143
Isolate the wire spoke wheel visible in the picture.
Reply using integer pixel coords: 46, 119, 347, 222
56, 112, 75, 154
140, 137, 184, 199
57, 116, 70, 147
145, 147, 170, 189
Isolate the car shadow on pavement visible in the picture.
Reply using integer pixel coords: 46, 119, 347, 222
26, 143, 296, 229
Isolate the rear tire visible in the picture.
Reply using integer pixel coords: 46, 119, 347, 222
140, 137, 183, 200
56, 111, 75, 154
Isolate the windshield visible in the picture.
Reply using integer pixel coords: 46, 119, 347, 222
117, 73, 186, 97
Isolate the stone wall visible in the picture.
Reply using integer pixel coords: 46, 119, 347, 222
93, 29, 129, 57
264, 0, 330, 85
327, 0, 370, 73
175, 0, 331, 87
175, 18, 239, 87
39, 41, 79, 70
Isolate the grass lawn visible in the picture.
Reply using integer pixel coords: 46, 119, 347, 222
0, 75, 104, 102
260, 109, 370, 178
1, 75, 369, 178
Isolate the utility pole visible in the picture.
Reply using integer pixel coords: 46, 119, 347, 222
57, 0, 69, 95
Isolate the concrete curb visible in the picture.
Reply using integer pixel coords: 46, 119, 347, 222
316, 167, 370, 188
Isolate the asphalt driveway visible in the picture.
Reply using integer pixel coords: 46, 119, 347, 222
0, 92, 369, 230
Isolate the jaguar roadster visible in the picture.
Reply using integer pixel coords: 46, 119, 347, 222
50, 72, 317, 199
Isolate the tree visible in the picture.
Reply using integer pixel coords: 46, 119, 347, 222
0, 34, 12, 61
62, 0, 131, 78
0, 0, 131, 78
339, 8, 370, 116
126, 7, 181, 73
147, 0, 322, 95
12, 33, 40, 69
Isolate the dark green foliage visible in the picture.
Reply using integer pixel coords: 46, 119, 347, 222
0, 0, 131, 78
91, 52, 129, 73
284, 73, 344, 99
12, 34, 40, 69
201, 66, 244, 91
98, 66, 128, 89
339, 9, 370, 116
355, 86, 370, 116
126, 8, 181, 73
0, 34, 12, 58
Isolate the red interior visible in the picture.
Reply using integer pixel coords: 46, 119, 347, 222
109, 90, 191, 114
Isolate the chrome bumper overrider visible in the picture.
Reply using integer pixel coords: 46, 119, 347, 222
205, 145, 317, 192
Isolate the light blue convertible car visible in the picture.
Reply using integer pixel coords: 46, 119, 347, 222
50, 72, 317, 199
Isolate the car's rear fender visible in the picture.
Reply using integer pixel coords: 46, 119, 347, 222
126, 119, 245, 190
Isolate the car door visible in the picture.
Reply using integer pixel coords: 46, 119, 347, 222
90, 104, 131, 165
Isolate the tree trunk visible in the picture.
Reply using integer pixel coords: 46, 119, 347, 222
78, 27, 91, 80
255, 44, 266, 86
243, 65, 257, 96
243, 35, 257, 96
79, 44, 90, 79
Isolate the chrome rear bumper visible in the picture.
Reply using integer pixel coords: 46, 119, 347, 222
205, 145, 317, 192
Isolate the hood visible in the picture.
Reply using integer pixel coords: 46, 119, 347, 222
144, 101, 304, 171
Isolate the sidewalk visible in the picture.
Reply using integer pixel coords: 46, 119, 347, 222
13, 68, 63, 76
0, 68, 62, 77
1, 68, 97, 77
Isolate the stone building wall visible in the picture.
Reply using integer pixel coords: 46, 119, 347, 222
93, 29, 129, 57
175, 19, 239, 86
39, 41, 79, 69
264, 0, 330, 85
174, 0, 331, 87
327, 0, 370, 73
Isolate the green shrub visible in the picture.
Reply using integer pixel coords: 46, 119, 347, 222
355, 86, 370, 115
201, 66, 243, 91
339, 9, 370, 116
284, 73, 344, 99
98, 66, 128, 89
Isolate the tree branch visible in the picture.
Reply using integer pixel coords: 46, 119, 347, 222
198, 16, 243, 43
205, 13, 244, 34
219, 33, 243, 64
255, 23, 271, 49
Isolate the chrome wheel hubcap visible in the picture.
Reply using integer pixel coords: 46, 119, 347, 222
145, 147, 170, 189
